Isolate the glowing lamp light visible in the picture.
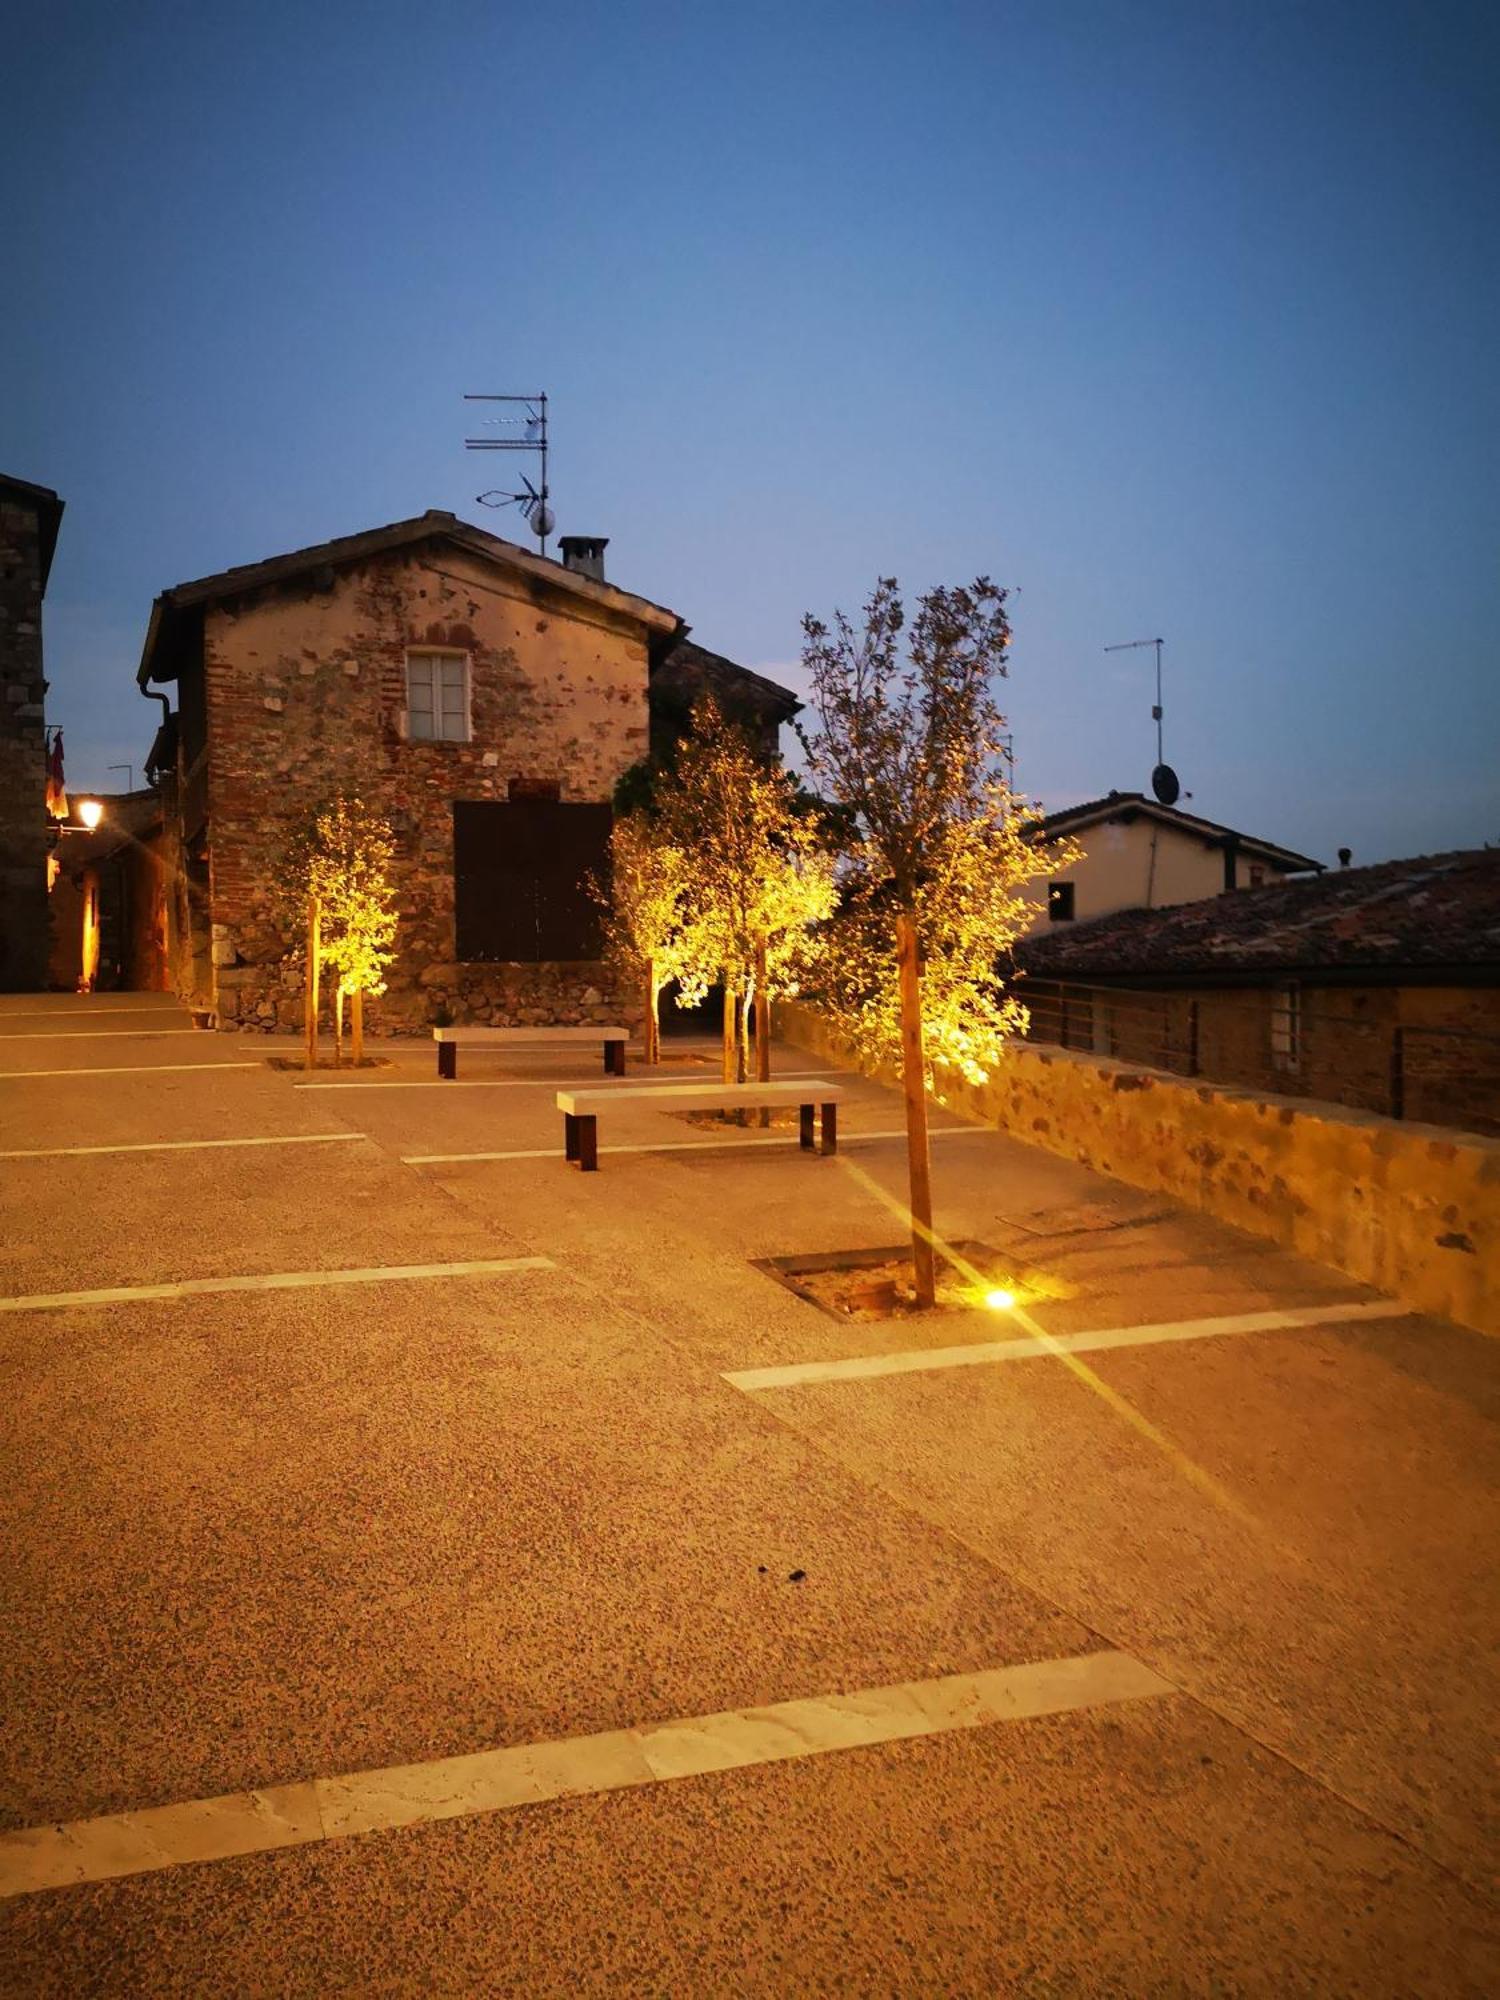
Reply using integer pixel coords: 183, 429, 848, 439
77, 799, 104, 831
984, 1287, 1017, 1312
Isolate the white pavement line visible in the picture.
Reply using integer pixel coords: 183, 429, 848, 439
0, 1029, 198, 1041
723, 1299, 1416, 1392
0, 1062, 261, 1080
0, 1649, 1170, 1898
0, 1257, 554, 1315
296, 1068, 837, 1091
0, 1005, 184, 1019
404, 1128, 991, 1165
0, 1132, 367, 1161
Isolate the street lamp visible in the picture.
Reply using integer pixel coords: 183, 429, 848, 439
77, 798, 104, 830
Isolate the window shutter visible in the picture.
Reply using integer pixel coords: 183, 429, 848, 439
453, 800, 611, 963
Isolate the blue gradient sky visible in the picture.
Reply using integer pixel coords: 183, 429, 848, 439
7, 0, 1497, 863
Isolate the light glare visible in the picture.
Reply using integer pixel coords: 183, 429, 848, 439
985, 1287, 1016, 1312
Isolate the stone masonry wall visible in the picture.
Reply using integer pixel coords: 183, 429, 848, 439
0, 498, 50, 989
199, 544, 651, 1033
779, 1000, 1500, 1341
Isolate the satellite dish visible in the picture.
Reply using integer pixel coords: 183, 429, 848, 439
528, 503, 555, 539
1151, 762, 1180, 806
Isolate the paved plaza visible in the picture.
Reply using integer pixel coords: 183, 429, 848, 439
1, 993, 1497, 1995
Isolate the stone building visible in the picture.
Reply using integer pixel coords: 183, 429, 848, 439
137, 510, 798, 1033
1013, 847, 1500, 1132
0, 473, 64, 990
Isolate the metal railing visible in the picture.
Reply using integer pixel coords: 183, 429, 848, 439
1015, 977, 1500, 1137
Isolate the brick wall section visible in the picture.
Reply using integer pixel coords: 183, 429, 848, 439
0, 498, 50, 989
779, 1000, 1500, 1341
197, 544, 650, 1032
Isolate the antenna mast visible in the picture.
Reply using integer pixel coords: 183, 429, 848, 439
464, 393, 553, 556
1105, 635, 1179, 804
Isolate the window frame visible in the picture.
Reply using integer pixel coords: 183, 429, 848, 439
405, 647, 472, 745
1270, 982, 1301, 1072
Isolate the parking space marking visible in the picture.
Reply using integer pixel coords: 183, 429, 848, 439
0, 1257, 554, 1315
723, 1299, 1415, 1391
0, 1005, 185, 1019
0, 1648, 1171, 1898
0, 1062, 261, 1080
295, 1068, 835, 1091
0, 1028, 199, 1041
404, 1128, 991, 1164
0, 1132, 367, 1161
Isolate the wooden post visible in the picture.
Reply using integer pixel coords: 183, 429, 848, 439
1390, 1025, 1406, 1120
351, 986, 364, 1068
304, 899, 320, 1070
754, 939, 771, 1126
896, 913, 936, 1308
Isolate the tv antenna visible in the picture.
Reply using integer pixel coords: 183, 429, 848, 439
464, 393, 553, 555
1104, 635, 1180, 805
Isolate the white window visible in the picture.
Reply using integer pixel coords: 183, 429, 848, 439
1270, 984, 1301, 1071
406, 650, 470, 743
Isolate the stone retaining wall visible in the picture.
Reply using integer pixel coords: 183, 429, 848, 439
778, 1001, 1499, 1339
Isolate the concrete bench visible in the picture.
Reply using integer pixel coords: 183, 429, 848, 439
433, 1025, 628, 1079
555, 1079, 843, 1172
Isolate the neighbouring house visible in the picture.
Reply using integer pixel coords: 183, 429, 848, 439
0, 473, 64, 990
136, 511, 799, 1033
47, 790, 168, 994
1012, 846, 1500, 1132
1024, 790, 1322, 929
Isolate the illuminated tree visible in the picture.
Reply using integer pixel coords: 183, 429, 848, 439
286, 796, 400, 1068
657, 697, 837, 1086
594, 811, 690, 1065
800, 577, 1070, 1305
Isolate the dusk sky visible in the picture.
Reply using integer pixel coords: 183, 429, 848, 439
8, 0, 1497, 866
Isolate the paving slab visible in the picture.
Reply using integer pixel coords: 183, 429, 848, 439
1, 1272, 1092, 1830
4, 1695, 1495, 1996
747, 1310, 1500, 1889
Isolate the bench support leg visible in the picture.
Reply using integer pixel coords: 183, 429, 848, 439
578, 1115, 598, 1172
799, 1103, 816, 1151
565, 1113, 579, 1162
820, 1103, 838, 1156
605, 1040, 626, 1075
437, 1042, 457, 1080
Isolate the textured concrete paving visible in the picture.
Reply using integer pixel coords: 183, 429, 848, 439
2, 996, 1497, 1994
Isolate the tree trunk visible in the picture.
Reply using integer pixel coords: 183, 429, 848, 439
754, 939, 771, 1125
721, 979, 737, 1084
896, 913, 936, 1307
304, 899, 320, 1070
351, 986, 364, 1067
644, 962, 660, 1065
334, 985, 344, 1068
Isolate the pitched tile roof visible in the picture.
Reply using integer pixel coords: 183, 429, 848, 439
138, 511, 683, 687
1032, 791, 1321, 874
651, 637, 801, 721
1014, 847, 1500, 980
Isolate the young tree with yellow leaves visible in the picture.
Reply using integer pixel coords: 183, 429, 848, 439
287, 795, 400, 1068
594, 810, 689, 1065
657, 697, 837, 1087
800, 577, 1068, 1305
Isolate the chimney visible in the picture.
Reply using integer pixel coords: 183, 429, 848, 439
558, 535, 608, 584
1338, 847, 1352, 868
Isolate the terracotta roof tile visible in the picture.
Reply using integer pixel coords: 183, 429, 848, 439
1015, 848, 1500, 979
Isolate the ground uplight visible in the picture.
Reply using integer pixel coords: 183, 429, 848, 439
984, 1287, 1017, 1312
